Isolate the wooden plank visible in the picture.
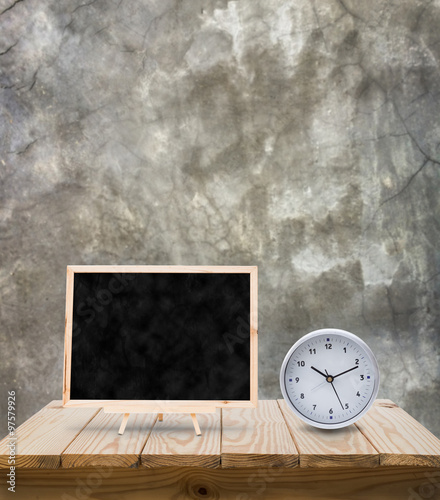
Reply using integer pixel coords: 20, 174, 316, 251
3, 466, 440, 500
221, 400, 298, 468
373, 399, 396, 406
0, 407, 99, 469
62, 412, 157, 468
141, 411, 221, 468
278, 399, 379, 468
356, 399, 440, 466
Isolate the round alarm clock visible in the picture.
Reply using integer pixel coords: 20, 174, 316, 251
280, 328, 380, 429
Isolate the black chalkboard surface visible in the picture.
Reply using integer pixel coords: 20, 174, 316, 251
63, 266, 258, 409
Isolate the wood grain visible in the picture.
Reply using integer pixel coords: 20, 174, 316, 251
3, 466, 439, 500
278, 399, 379, 468
356, 399, 440, 466
62, 412, 157, 468
250, 265, 258, 406
0, 406, 99, 469
62, 265, 74, 405
222, 400, 298, 468
141, 411, 221, 468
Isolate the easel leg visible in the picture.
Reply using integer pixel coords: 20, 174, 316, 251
190, 413, 201, 436
118, 413, 130, 435
158, 413, 163, 422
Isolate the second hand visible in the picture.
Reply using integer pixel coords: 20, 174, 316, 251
326, 369, 344, 411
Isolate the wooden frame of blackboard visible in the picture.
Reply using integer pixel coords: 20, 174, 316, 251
62, 265, 258, 412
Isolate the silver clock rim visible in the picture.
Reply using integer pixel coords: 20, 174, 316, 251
279, 328, 380, 429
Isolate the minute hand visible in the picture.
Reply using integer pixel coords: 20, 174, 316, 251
333, 366, 359, 379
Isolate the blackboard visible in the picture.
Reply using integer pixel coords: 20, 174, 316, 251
63, 266, 258, 409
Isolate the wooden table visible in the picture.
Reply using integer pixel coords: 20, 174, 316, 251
1, 399, 440, 499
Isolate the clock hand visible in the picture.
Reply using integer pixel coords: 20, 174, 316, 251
311, 380, 327, 392
311, 366, 327, 379
333, 366, 359, 379
326, 369, 344, 411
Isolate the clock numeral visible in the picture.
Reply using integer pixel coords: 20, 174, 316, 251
309, 348, 316, 354
329, 408, 333, 414
345, 403, 349, 409
313, 405, 317, 410
356, 391, 361, 397
297, 361, 305, 367
355, 359, 359, 365
295, 377, 299, 383
360, 375, 364, 381
343, 347, 347, 353
325, 343, 332, 349
300, 393, 305, 399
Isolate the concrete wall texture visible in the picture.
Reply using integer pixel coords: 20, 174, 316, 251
1, 0, 439, 437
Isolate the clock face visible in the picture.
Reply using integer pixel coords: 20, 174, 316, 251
280, 329, 380, 429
